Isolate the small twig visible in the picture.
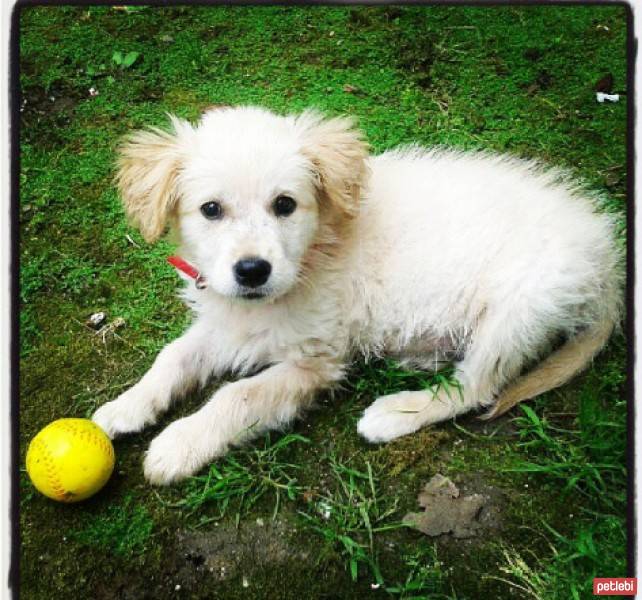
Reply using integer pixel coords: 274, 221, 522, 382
125, 234, 141, 248
71, 378, 137, 400
71, 316, 146, 357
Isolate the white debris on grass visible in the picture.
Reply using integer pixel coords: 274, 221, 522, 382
317, 500, 332, 520
596, 92, 620, 103
87, 312, 106, 329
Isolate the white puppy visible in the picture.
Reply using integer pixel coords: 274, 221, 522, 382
92, 106, 622, 485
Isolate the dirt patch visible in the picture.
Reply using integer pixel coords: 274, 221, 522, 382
20, 81, 83, 147
175, 519, 308, 585
393, 30, 436, 88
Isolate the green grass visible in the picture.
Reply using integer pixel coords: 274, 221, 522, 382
173, 433, 309, 525
510, 399, 625, 508
493, 513, 626, 600
19, 5, 628, 599
69, 493, 154, 558
347, 359, 462, 401
495, 349, 628, 598
298, 454, 402, 586
385, 545, 449, 599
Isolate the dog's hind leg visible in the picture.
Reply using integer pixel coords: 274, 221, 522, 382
357, 307, 545, 443
483, 317, 615, 419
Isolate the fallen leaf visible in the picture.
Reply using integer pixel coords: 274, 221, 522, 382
404, 474, 486, 539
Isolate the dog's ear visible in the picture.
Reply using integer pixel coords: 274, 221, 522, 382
116, 115, 194, 243
297, 112, 369, 219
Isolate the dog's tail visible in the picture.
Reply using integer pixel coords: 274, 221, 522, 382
483, 317, 616, 420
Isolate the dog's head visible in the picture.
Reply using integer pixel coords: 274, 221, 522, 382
117, 106, 368, 301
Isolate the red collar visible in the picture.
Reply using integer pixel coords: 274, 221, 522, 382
167, 256, 207, 289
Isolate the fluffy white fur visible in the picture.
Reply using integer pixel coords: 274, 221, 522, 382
92, 106, 622, 485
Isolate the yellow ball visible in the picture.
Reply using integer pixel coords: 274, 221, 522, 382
26, 418, 115, 503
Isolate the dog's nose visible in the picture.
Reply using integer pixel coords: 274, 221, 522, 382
233, 257, 272, 288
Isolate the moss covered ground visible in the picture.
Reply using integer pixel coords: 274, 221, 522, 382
19, 5, 628, 599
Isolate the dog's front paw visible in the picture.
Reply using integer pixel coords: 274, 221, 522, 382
143, 417, 223, 485
357, 392, 426, 443
92, 388, 157, 438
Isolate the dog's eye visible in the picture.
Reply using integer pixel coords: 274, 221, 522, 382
273, 195, 297, 217
200, 201, 223, 220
